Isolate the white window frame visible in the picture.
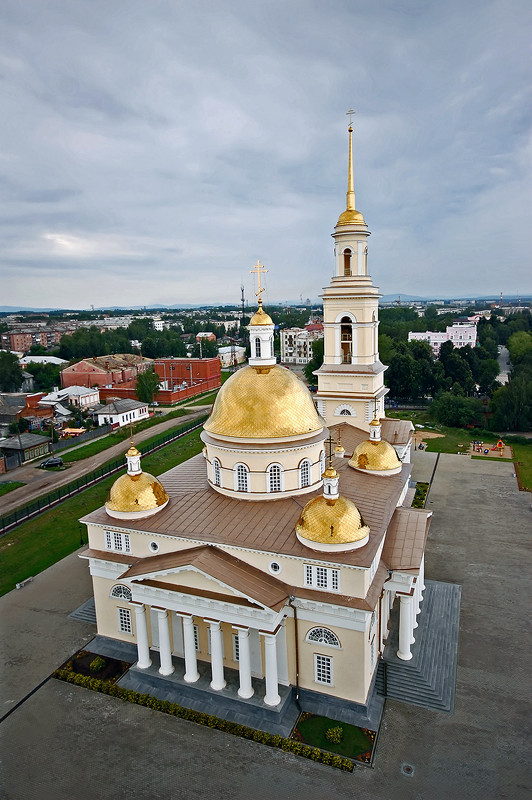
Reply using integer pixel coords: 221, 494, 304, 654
105, 531, 131, 553
212, 458, 222, 487
110, 584, 132, 600
267, 463, 283, 493
306, 627, 341, 649
118, 607, 132, 634
233, 463, 249, 493
299, 459, 311, 488
320, 450, 326, 475
304, 564, 340, 592
232, 633, 240, 662
314, 653, 333, 685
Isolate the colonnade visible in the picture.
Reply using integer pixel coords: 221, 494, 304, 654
131, 602, 281, 706
397, 557, 425, 661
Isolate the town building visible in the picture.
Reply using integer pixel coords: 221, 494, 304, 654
93, 398, 149, 428
280, 326, 323, 364
408, 321, 477, 356
61, 354, 153, 389
217, 345, 247, 368
196, 332, 216, 342
78, 125, 441, 735
41, 386, 100, 409
0, 432, 51, 471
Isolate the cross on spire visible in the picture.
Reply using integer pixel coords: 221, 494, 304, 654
250, 259, 268, 305
325, 434, 335, 464
346, 108, 355, 126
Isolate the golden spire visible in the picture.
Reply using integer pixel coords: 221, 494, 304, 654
336, 110, 365, 226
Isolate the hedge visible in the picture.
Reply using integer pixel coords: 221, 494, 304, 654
53, 669, 354, 772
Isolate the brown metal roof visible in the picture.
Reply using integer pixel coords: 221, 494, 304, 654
120, 545, 291, 612
82, 453, 410, 570
381, 508, 431, 570
380, 417, 414, 446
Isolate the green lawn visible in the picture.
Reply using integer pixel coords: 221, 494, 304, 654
0, 429, 204, 598
0, 481, 25, 497
293, 714, 374, 761
513, 443, 532, 491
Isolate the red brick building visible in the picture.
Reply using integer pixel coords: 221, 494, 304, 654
97, 358, 221, 405
61, 354, 153, 389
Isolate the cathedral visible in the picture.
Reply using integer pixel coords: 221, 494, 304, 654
80, 124, 430, 731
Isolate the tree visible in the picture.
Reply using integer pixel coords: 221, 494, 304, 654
0, 351, 23, 391
489, 376, 532, 431
507, 331, 532, 366
25, 362, 62, 393
477, 359, 500, 396
378, 334, 396, 366
304, 338, 324, 383
431, 393, 483, 428
386, 353, 417, 400
191, 339, 218, 359
135, 369, 161, 404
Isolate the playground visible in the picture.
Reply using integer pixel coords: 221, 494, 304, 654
468, 438, 512, 459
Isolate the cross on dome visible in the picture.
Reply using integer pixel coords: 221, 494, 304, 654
250, 260, 268, 306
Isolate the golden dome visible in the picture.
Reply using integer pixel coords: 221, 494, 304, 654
204, 365, 323, 439
126, 443, 140, 457
336, 208, 366, 226
348, 439, 401, 473
323, 465, 338, 479
296, 495, 370, 548
249, 305, 273, 326
105, 472, 169, 516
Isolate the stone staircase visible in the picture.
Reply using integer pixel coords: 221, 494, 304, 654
68, 597, 97, 625
375, 579, 461, 713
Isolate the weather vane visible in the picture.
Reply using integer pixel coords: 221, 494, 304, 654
250, 259, 268, 304
346, 108, 355, 126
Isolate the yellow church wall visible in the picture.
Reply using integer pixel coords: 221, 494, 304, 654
92, 575, 136, 643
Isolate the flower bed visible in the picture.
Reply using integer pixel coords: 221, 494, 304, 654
412, 482, 429, 508
53, 670, 354, 772
59, 650, 132, 684
292, 712, 376, 764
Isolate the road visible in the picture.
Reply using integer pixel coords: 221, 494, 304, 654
0, 407, 210, 518
497, 344, 510, 384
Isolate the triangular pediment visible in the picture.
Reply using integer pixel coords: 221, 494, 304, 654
120, 545, 289, 612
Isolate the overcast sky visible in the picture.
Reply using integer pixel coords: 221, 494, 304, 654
1, 0, 530, 310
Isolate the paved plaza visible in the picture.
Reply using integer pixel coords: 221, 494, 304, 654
1, 450, 530, 799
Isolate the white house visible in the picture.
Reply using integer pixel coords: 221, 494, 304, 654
93, 399, 149, 428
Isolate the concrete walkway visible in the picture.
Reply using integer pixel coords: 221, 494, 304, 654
0, 408, 206, 517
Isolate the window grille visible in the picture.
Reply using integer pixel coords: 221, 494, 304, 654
232, 634, 240, 662
304, 565, 340, 592
255, 338, 261, 358
314, 654, 333, 685
212, 459, 221, 487
235, 464, 249, 492
268, 464, 282, 492
300, 460, 310, 488
193, 625, 200, 651
111, 585, 132, 600
306, 627, 340, 648
118, 608, 132, 634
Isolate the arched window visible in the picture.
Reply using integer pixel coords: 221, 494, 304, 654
212, 458, 221, 487
320, 450, 326, 475
255, 338, 261, 358
234, 463, 249, 492
299, 459, 311, 488
340, 316, 352, 364
110, 584, 132, 601
340, 408, 351, 416
267, 463, 283, 492
306, 627, 341, 648
343, 248, 352, 276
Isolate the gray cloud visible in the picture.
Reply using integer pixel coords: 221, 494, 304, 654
0, 0, 530, 308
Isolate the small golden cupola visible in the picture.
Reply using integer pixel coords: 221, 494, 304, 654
348, 414, 402, 476
295, 456, 370, 552
105, 441, 169, 520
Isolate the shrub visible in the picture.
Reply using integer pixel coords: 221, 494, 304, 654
325, 726, 344, 744
89, 656, 106, 673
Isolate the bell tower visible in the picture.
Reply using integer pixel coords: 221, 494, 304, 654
315, 113, 387, 431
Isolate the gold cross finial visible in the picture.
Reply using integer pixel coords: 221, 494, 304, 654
346, 108, 355, 126
250, 259, 268, 305
325, 434, 334, 465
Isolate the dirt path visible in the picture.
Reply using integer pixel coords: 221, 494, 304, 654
0, 408, 208, 517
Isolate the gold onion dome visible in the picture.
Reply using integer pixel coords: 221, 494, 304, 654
296, 495, 370, 552
249, 304, 273, 326
204, 365, 323, 439
105, 442, 169, 519
348, 439, 402, 474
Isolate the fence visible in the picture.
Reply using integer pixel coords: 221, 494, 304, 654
0, 415, 208, 536
54, 425, 112, 453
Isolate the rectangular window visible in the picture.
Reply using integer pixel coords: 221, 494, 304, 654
193, 624, 200, 651
232, 633, 240, 662
314, 654, 333, 685
113, 531, 122, 550
106, 531, 131, 553
105, 531, 112, 550
118, 608, 132, 634
304, 565, 340, 592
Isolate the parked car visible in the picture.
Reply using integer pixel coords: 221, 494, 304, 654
39, 457, 63, 469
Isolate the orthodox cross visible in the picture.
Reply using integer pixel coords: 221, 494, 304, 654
250, 259, 268, 304
325, 434, 335, 463
346, 108, 356, 126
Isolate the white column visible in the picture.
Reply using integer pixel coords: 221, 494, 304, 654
157, 608, 174, 676
133, 603, 151, 669
209, 621, 226, 691
182, 615, 199, 683
413, 579, 420, 629
262, 633, 280, 706
397, 594, 414, 661
409, 594, 416, 644
419, 556, 426, 592
236, 628, 254, 699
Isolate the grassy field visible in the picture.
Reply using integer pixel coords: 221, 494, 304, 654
0, 429, 204, 598
513, 443, 532, 491
294, 714, 374, 760
0, 481, 25, 497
